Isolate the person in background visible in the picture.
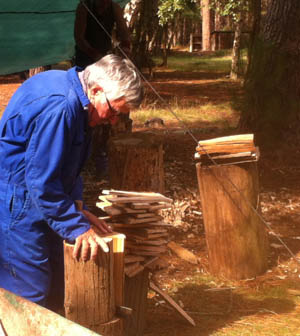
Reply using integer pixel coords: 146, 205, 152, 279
74, 0, 133, 179
74, 0, 131, 68
0, 54, 143, 308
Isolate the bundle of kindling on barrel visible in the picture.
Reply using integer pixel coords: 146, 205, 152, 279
195, 134, 259, 166
96, 190, 173, 277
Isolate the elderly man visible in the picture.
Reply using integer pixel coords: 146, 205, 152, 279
0, 55, 143, 307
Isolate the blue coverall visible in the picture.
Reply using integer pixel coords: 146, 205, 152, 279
0, 67, 92, 305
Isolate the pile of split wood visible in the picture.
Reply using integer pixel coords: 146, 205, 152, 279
96, 190, 173, 277
195, 134, 259, 165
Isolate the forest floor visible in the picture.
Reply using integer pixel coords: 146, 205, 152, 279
1, 51, 300, 335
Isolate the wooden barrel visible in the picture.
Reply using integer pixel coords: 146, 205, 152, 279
196, 162, 268, 280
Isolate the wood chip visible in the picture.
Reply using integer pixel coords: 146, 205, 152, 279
150, 282, 196, 327
168, 241, 198, 264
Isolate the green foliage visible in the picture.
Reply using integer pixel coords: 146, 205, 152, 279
157, 0, 200, 25
211, 0, 250, 22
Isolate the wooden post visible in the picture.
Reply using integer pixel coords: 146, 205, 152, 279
108, 133, 165, 194
64, 233, 125, 336
196, 162, 268, 280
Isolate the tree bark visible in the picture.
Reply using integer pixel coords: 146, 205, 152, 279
64, 237, 125, 336
108, 133, 165, 194
212, 11, 221, 51
196, 162, 268, 280
240, 0, 300, 142
246, 0, 261, 73
230, 18, 242, 80
108, 133, 165, 336
124, 270, 149, 336
202, 0, 212, 51
131, 0, 158, 71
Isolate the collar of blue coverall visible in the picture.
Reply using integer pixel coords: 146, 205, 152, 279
67, 66, 90, 109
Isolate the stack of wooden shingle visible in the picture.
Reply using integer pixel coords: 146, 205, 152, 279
195, 134, 259, 166
96, 190, 173, 277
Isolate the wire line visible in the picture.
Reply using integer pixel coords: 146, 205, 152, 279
81, 1, 300, 265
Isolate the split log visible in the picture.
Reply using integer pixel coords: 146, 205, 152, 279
64, 233, 125, 336
196, 161, 268, 280
108, 133, 165, 193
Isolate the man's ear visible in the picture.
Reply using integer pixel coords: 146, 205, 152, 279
88, 85, 104, 101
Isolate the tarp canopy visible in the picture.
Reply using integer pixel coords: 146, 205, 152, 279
0, 0, 130, 75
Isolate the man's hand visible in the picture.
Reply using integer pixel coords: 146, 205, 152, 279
73, 227, 112, 261
82, 209, 113, 234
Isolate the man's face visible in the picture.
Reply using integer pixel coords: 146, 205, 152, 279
87, 86, 130, 127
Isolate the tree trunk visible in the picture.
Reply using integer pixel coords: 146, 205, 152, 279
196, 162, 268, 280
131, 0, 158, 71
108, 133, 165, 194
212, 11, 221, 51
64, 236, 125, 336
230, 18, 242, 80
108, 133, 165, 336
160, 25, 169, 67
240, 0, 300, 142
201, 0, 212, 51
246, 0, 261, 76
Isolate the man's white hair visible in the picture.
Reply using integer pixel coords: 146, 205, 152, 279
83, 54, 143, 108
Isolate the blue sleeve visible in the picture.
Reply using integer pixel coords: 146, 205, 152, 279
70, 176, 89, 211
25, 98, 90, 241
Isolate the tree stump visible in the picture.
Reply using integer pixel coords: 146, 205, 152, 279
108, 133, 165, 335
64, 233, 125, 336
124, 270, 149, 336
108, 133, 165, 194
196, 162, 268, 280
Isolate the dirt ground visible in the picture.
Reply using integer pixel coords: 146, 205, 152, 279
1, 63, 300, 335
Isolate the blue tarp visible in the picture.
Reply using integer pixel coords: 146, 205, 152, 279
0, 0, 129, 75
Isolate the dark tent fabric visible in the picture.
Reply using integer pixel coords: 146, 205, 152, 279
0, 0, 130, 75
